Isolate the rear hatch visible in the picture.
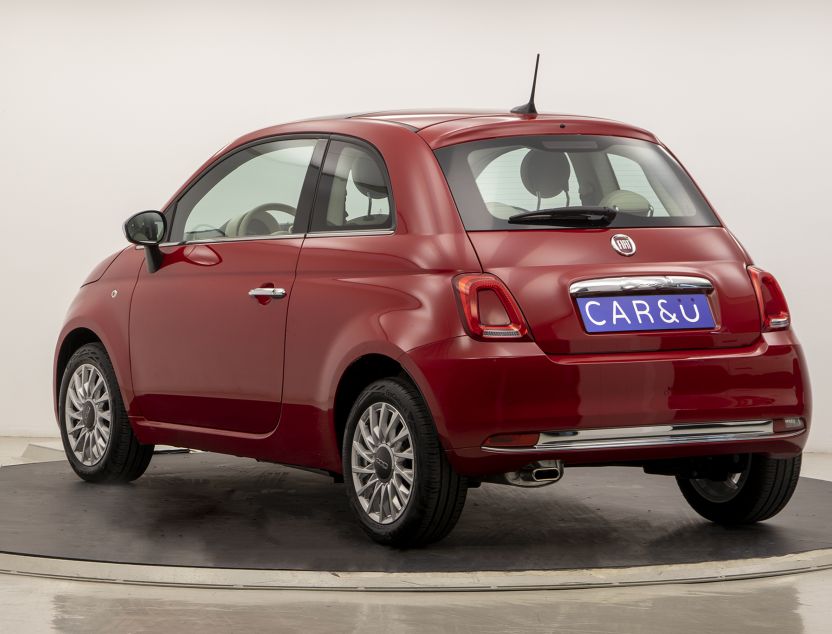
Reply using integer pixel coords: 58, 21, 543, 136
434, 132, 761, 354
467, 227, 760, 355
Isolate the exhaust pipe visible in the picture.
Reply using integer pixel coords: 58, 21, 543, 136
488, 460, 565, 488
532, 463, 564, 482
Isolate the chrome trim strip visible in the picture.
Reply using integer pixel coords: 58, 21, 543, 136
134, 228, 393, 250
483, 420, 783, 453
175, 233, 304, 246
569, 275, 713, 297
305, 229, 395, 238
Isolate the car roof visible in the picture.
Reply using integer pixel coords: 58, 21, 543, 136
242, 109, 661, 150
350, 109, 660, 147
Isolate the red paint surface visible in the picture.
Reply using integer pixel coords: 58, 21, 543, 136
55, 111, 811, 477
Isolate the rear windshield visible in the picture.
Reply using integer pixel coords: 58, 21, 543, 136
434, 135, 719, 230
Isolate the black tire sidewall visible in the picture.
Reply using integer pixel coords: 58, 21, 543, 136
58, 343, 128, 480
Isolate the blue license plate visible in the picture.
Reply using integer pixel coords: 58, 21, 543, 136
576, 294, 715, 333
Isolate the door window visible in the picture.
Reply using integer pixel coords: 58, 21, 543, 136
170, 138, 320, 242
309, 140, 393, 232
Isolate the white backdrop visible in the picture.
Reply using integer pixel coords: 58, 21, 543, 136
1, 0, 829, 450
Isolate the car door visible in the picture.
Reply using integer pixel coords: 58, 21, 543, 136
129, 136, 326, 434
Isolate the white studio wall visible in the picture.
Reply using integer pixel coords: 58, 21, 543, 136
1, 0, 829, 450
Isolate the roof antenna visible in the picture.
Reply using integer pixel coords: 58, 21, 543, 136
511, 54, 540, 115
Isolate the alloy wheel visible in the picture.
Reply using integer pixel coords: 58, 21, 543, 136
64, 363, 112, 466
350, 401, 415, 524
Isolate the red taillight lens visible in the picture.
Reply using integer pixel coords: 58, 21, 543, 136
454, 273, 530, 341
748, 266, 790, 331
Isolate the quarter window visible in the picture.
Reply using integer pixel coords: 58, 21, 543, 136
170, 138, 319, 242
309, 140, 393, 232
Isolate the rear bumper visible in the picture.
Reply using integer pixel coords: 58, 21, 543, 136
404, 330, 811, 476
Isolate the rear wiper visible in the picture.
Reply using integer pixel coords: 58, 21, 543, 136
508, 206, 617, 226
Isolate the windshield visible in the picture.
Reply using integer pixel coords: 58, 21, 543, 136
434, 135, 719, 230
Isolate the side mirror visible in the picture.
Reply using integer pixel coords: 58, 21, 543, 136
124, 210, 166, 273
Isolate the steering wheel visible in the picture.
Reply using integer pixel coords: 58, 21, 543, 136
227, 203, 298, 238
246, 202, 297, 218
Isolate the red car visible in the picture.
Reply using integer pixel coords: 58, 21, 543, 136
54, 108, 810, 547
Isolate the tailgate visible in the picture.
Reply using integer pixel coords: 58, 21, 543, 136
467, 226, 761, 355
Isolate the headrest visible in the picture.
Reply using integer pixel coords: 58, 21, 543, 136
520, 149, 570, 199
599, 189, 653, 214
351, 155, 387, 199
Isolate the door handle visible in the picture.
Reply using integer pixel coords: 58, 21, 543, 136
248, 287, 287, 299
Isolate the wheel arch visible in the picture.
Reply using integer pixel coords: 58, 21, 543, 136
55, 328, 103, 415
332, 353, 433, 457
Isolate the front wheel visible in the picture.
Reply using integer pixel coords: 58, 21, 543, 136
677, 453, 801, 525
59, 343, 154, 483
342, 378, 468, 547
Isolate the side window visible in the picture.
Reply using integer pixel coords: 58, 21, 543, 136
170, 138, 319, 242
309, 140, 393, 232
606, 153, 668, 216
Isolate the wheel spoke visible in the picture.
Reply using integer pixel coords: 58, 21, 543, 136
352, 465, 375, 475
367, 481, 382, 512
67, 389, 83, 409
80, 433, 89, 464
395, 468, 413, 486
379, 483, 389, 522
71, 430, 85, 451
387, 482, 400, 510
73, 371, 83, 398
84, 368, 96, 399
357, 476, 378, 495
378, 403, 389, 441
352, 441, 373, 464
357, 420, 375, 451
90, 373, 103, 398
94, 429, 107, 457
389, 425, 408, 447
368, 406, 380, 442
384, 412, 401, 443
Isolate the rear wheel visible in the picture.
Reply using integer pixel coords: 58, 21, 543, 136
59, 343, 154, 483
342, 378, 468, 547
677, 453, 801, 524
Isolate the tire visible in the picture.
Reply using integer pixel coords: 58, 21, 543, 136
677, 453, 801, 525
342, 377, 468, 547
58, 342, 154, 483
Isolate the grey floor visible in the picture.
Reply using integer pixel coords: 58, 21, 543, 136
1, 438, 831, 633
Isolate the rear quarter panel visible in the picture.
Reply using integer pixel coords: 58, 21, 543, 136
269, 126, 482, 472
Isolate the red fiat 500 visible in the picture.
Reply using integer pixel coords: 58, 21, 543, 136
54, 109, 810, 546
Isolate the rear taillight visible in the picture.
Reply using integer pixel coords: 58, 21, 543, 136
748, 266, 790, 331
454, 273, 530, 341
